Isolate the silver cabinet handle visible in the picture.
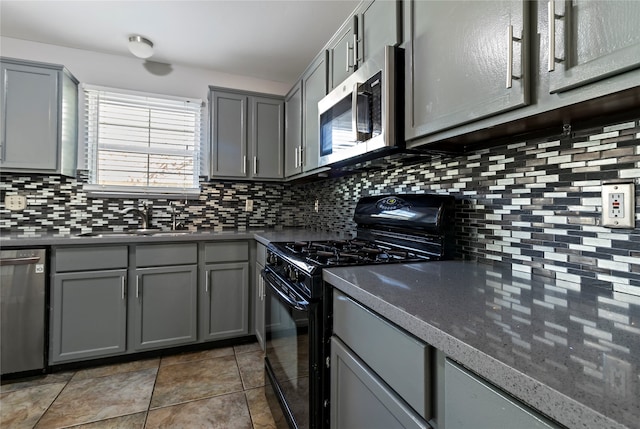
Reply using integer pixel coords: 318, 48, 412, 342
345, 41, 351, 72
506, 25, 513, 89
205, 273, 209, 293
299, 146, 304, 167
548, 0, 555, 72
253, 156, 258, 175
294, 147, 298, 168
242, 155, 247, 174
121, 276, 126, 300
353, 33, 359, 68
136, 275, 140, 298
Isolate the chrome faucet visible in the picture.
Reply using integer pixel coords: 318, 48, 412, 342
120, 204, 150, 229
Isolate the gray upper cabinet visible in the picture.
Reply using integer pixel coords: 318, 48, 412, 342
548, 0, 640, 93
285, 51, 329, 178
302, 52, 328, 173
284, 82, 302, 177
0, 58, 78, 176
328, 15, 358, 90
210, 90, 246, 178
357, 0, 402, 66
251, 96, 284, 179
405, 0, 529, 141
209, 87, 283, 180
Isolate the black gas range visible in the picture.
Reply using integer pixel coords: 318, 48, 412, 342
262, 194, 456, 429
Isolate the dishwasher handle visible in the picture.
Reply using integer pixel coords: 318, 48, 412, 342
0, 256, 41, 266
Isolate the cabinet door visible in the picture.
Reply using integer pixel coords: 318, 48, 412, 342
358, 0, 401, 66
254, 261, 266, 350
50, 270, 127, 363
133, 265, 198, 350
284, 82, 303, 177
548, 0, 640, 93
251, 96, 284, 179
302, 52, 328, 172
210, 91, 247, 178
0, 62, 58, 171
405, 0, 529, 141
328, 15, 358, 90
331, 337, 430, 429
444, 359, 560, 429
201, 262, 249, 341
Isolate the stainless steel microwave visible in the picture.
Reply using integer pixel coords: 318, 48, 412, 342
318, 45, 401, 167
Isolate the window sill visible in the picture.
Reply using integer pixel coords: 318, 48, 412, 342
83, 185, 201, 200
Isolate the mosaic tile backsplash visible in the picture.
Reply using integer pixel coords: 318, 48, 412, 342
297, 119, 640, 296
1, 119, 639, 295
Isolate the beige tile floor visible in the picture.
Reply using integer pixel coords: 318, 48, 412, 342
0, 342, 276, 429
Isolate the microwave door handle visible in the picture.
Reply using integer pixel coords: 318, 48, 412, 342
351, 82, 359, 143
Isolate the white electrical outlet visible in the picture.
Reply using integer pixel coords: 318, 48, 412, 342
601, 182, 635, 228
5, 195, 27, 211
245, 199, 253, 212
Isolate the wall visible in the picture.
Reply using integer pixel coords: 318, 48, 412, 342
296, 119, 640, 296
0, 37, 291, 99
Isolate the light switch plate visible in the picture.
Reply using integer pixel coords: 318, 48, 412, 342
5, 195, 27, 211
601, 182, 635, 228
245, 199, 253, 212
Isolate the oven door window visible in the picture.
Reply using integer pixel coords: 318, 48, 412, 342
266, 282, 310, 428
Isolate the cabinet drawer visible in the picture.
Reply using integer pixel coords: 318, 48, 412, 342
54, 246, 128, 272
256, 242, 267, 266
204, 241, 249, 263
136, 243, 197, 267
333, 290, 431, 419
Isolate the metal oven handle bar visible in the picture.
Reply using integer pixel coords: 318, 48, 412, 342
261, 270, 309, 311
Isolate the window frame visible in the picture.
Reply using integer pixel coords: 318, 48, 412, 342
81, 84, 206, 199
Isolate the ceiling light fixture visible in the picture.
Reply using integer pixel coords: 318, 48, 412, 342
128, 35, 154, 59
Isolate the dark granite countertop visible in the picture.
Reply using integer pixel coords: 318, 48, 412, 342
323, 261, 639, 429
0, 228, 344, 247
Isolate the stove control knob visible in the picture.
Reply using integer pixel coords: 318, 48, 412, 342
267, 253, 280, 265
287, 266, 300, 282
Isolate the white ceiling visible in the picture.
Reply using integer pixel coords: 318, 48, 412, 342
0, 0, 360, 85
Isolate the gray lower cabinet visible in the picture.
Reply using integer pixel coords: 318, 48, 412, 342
254, 242, 266, 350
201, 262, 249, 341
209, 87, 283, 180
132, 265, 198, 350
199, 241, 250, 341
0, 58, 78, 176
443, 359, 560, 429
50, 270, 127, 363
548, 0, 640, 93
331, 337, 430, 429
50, 245, 129, 364
405, 0, 529, 140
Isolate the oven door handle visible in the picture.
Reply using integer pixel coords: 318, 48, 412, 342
262, 272, 309, 311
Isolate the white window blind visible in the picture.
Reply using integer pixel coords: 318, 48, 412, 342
83, 85, 204, 197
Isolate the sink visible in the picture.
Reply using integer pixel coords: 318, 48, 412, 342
77, 229, 193, 237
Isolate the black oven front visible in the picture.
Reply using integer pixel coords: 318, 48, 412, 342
262, 266, 326, 429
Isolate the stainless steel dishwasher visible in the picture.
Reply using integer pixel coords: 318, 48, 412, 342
1, 248, 47, 375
